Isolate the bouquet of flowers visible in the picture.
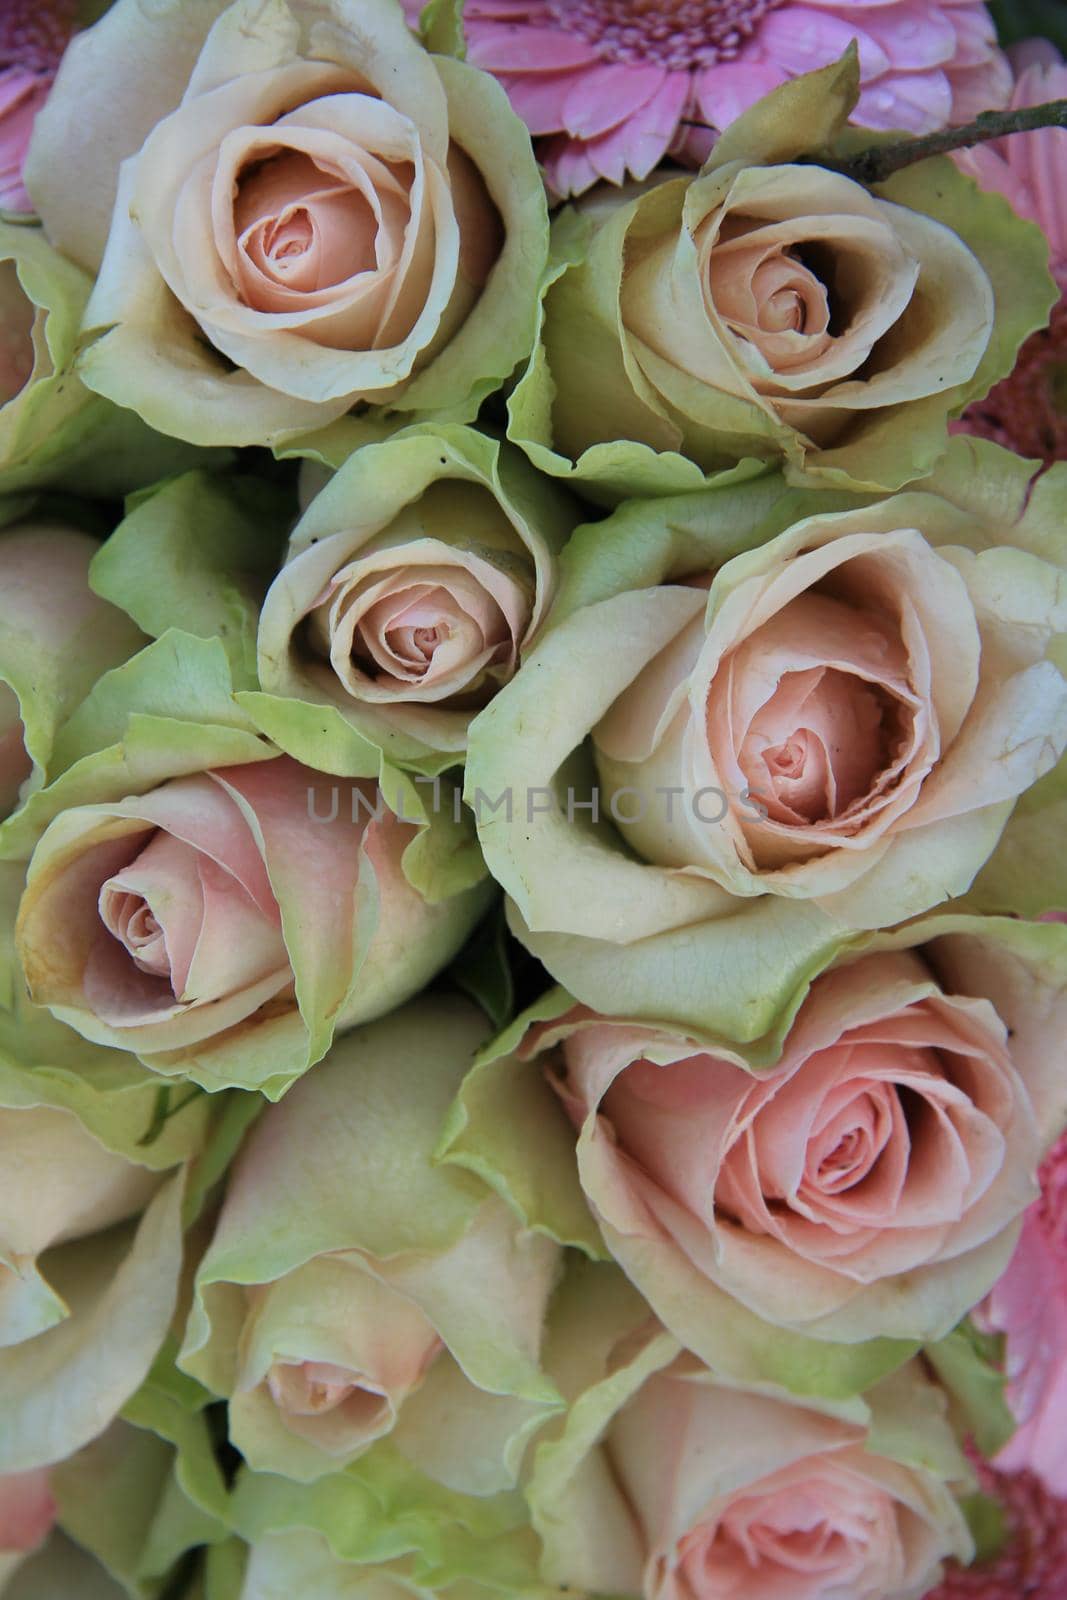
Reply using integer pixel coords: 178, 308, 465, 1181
2, 1, 1067, 1596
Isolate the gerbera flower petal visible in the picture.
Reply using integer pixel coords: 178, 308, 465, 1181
561, 62, 669, 140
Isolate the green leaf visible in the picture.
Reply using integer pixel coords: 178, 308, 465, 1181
90, 473, 292, 690
925, 1321, 1017, 1461
419, 0, 466, 58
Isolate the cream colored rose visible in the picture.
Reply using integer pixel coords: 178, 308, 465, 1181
513, 59, 1053, 498
590, 500, 1067, 924
620, 164, 994, 462
259, 427, 572, 759
15, 756, 479, 1091
27, 0, 548, 447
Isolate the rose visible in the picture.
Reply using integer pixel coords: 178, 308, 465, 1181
442, 911, 1067, 1391
529, 944, 1043, 1351
26, 0, 548, 449
0, 522, 144, 824
465, 441, 1067, 1036
526, 1263, 972, 1600
181, 999, 562, 1494
507, 57, 1054, 502
259, 426, 575, 765
15, 750, 487, 1095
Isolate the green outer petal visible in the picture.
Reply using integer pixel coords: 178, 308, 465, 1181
229, 1446, 558, 1596
507, 204, 745, 507
877, 158, 1057, 417
526, 1260, 682, 1597
434, 990, 603, 1258
257, 424, 576, 770
706, 51, 859, 171
0, 220, 222, 498
419, 0, 467, 57
0, 527, 146, 808
0, 1174, 184, 1473
389, 60, 548, 424
925, 1322, 1017, 1462
90, 473, 292, 692
964, 754, 1067, 917
45, 1348, 234, 1596
0, 633, 269, 862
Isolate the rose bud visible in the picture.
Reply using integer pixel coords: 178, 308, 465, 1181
508, 56, 1054, 502
15, 750, 488, 1096
26, 0, 548, 448
527, 1262, 973, 1600
259, 426, 575, 764
442, 912, 1067, 1390
0, 1468, 55, 1589
181, 998, 562, 1494
466, 440, 1067, 1036
0, 522, 144, 823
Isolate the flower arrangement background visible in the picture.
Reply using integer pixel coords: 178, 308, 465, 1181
1, 1, 1067, 1598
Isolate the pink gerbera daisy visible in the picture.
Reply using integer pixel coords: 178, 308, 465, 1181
0, 0, 77, 212
411, 0, 1012, 196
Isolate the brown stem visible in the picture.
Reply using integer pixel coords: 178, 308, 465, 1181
681, 97, 1067, 185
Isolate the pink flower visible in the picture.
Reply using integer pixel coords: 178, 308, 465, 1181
0, 1, 76, 212
979, 1129, 1067, 1499
406, 0, 1011, 197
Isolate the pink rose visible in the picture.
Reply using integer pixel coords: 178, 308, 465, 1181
529, 1274, 972, 1600
514, 924, 1063, 1357
15, 755, 473, 1086
616, 1365, 965, 1600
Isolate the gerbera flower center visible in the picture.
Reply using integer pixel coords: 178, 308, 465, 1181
545, 0, 788, 69
0, 0, 77, 73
